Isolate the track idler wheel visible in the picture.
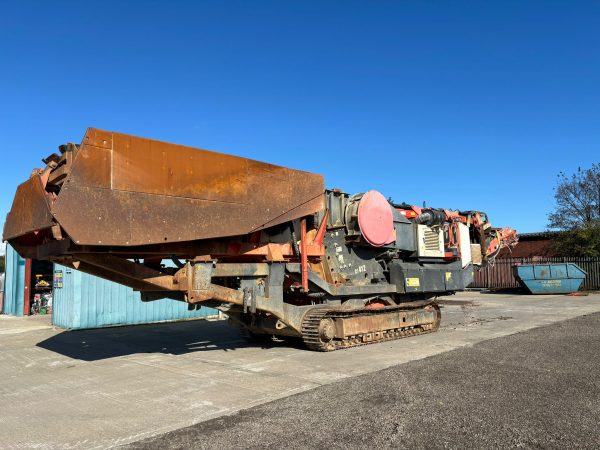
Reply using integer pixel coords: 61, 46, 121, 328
301, 308, 336, 351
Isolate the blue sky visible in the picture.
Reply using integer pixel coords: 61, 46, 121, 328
1, 1, 599, 234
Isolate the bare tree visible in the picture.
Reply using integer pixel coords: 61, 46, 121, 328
548, 163, 600, 230
548, 163, 600, 257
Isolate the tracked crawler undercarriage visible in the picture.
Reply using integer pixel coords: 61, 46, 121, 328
3, 128, 518, 350
300, 302, 441, 351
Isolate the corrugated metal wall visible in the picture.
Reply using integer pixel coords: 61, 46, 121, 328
52, 264, 218, 329
471, 257, 600, 290
2, 245, 25, 316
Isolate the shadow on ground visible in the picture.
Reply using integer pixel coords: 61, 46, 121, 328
436, 299, 478, 306
478, 287, 527, 295
36, 319, 301, 361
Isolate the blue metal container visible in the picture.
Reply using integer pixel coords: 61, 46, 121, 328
52, 264, 218, 329
513, 263, 586, 294
2, 245, 26, 316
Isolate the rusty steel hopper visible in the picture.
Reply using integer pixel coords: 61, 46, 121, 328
4, 128, 325, 258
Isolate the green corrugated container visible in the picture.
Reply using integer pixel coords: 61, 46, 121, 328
2, 245, 26, 316
2, 244, 218, 325
52, 264, 218, 329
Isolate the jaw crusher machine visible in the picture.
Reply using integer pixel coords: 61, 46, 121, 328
3, 128, 518, 350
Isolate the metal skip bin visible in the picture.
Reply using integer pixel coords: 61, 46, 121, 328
513, 263, 587, 294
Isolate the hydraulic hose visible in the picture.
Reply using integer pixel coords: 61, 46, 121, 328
413, 209, 446, 226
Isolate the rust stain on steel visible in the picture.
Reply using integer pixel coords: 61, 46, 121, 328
3, 175, 55, 240
300, 217, 309, 291
67, 128, 113, 189
74, 254, 176, 291
335, 309, 437, 338
48, 128, 325, 246
188, 283, 244, 304
111, 131, 249, 202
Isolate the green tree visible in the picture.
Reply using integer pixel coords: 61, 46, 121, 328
0, 254, 4, 273
548, 163, 600, 256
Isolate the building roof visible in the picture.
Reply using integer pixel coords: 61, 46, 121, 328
498, 231, 559, 258
516, 231, 561, 240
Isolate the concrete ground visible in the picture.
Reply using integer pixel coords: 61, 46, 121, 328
1, 291, 599, 449
126, 311, 600, 450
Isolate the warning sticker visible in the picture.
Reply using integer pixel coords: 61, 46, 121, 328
406, 277, 421, 287
54, 270, 63, 289
445, 272, 452, 281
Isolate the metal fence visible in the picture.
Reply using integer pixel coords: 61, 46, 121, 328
470, 257, 600, 290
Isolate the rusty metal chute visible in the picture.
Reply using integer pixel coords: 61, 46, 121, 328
4, 174, 54, 242
4, 128, 325, 248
